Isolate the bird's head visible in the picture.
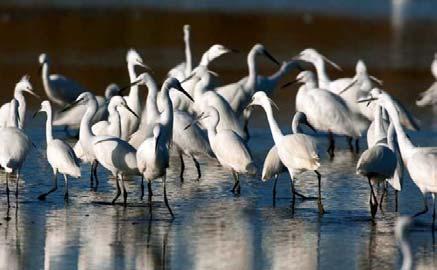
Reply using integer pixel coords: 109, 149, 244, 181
110, 96, 139, 118
104, 83, 120, 99
16, 75, 40, 99
294, 48, 342, 71
164, 77, 194, 101
38, 53, 49, 65
247, 91, 279, 110
126, 49, 150, 70
251, 43, 280, 66
206, 44, 237, 61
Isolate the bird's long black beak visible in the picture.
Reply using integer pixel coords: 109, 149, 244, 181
123, 104, 139, 119
60, 98, 83, 113
263, 49, 280, 66
184, 113, 209, 130
338, 79, 358, 95
32, 110, 41, 119
118, 78, 143, 94
281, 79, 299, 89
174, 83, 194, 102
304, 119, 317, 133
357, 97, 377, 106
180, 73, 195, 84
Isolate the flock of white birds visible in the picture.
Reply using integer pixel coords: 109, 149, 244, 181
0, 25, 436, 238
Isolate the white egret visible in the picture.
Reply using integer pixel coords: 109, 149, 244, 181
91, 96, 130, 137
416, 53, 437, 107
261, 111, 318, 206
35, 101, 81, 201
0, 75, 39, 129
191, 66, 247, 140
248, 93, 324, 213
63, 92, 139, 206
128, 73, 161, 149
291, 71, 360, 158
39, 53, 87, 107
120, 49, 150, 139
356, 120, 397, 220
51, 83, 121, 133
216, 43, 281, 115
173, 110, 214, 181
167, 44, 236, 112
137, 77, 194, 216
167, 24, 192, 81
395, 216, 413, 270
239, 60, 302, 135
360, 90, 437, 226
194, 106, 256, 194
0, 99, 31, 208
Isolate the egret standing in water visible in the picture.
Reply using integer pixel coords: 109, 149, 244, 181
290, 71, 360, 158
64, 92, 139, 206
261, 111, 319, 206
35, 101, 81, 201
189, 106, 256, 194
0, 99, 31, 208
137, 77, 194, 216
360, 89, 437, 227
248, 92, 324, 213
0, 75, 39, 129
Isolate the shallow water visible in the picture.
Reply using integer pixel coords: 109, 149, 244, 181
0, 2, 437, 270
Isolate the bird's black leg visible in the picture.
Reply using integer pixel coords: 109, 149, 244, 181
368, 178, 378, 220
148, 179, 153, 214
89, 163, 94, 190
355, 138, 360, 153
38, 172, 58, 200
414, 194, 429, 218
347, 137, 354, 153
316, 170, 325, 214
92, 160, 99, 191
15, 172, 20, 199
163, 174, 174, 218
121, 175, 128, 207
231, 170, 240, 194
327, 132, 335, 159
179, 153, 185, 183
192, 156, 201, 180
379, 182, 387, 212
6, 173, 10, 209
272, 175, 278, 207
395, 190, 399, 212
112, 175, 121, 204
63, 174, 69, 201
290, 178, 296, 214
433, 195, 436, 230
140, 176, 145, 200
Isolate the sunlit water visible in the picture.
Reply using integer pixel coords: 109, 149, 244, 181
0, 3, 437, 270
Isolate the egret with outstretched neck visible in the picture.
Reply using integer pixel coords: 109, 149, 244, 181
248, 93, 324, 213
0, 99, 31, 208
35, 101, 81, 201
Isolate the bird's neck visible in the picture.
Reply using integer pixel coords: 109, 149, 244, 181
184, 33, 192, 76
127, 62, 141, 112
113, 108, 122, 138
384, 100, 414, 157
80, 98, 97, 143
291, 116, 300, 134
8, 104, 18, 128
314, 60, 331, 89
193, 78, 208, 100
145, 78, 160, 124
266, 63, 290, 91
245, 50, 258, 90
15, 93, 26, 129
45, 106, 54, 144
41, 63, 52, 99
374, 105, 386, 142
199, 50, 212, 67
261, 103, 284, 145
159, 86, 174, 144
